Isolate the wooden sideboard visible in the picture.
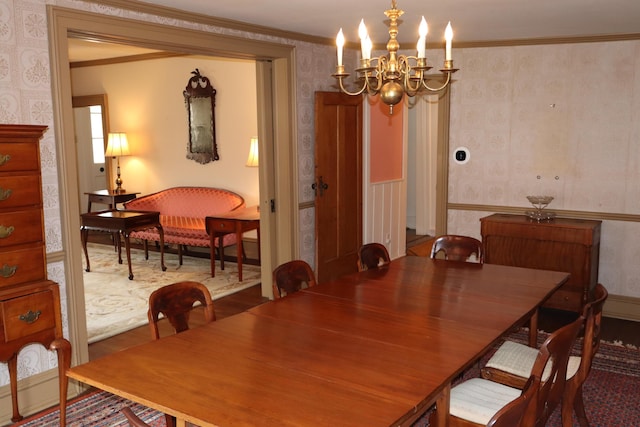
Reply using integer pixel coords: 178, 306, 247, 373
0, 125, 69, 424
480, 214, 601, 312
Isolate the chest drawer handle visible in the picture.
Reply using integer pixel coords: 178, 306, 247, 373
0, 225, 15, 238
0, 154, 10, 166
1, 264, 17, 278
19, 309, 42, 324
0, 188, 12, 201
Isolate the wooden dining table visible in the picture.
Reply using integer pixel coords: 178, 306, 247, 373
66, 256, 569, 427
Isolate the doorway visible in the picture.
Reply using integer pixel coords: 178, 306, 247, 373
49, 6, 297, 370
72, 94, 111, 213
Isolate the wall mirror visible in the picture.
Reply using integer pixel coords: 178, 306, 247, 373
184, 68, 219, 164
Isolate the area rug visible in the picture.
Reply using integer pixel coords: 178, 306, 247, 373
12, 389, 165, 427
83, 243, 261, 343
12, 329, 640, 427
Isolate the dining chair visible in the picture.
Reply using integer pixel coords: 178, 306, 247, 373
429, 235, 484, 263
134, 280, 216, 427
357, 242, 391, 271
121, 407, 151, 427
481, 283, 608, 427
272, 260, 317, 299
431, 315, 583, 427
148, 280, 217, 340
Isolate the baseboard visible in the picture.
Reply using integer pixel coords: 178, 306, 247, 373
0, 369, 84, 425
604, 293, 640, 322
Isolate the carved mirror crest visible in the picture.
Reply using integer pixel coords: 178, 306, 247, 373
184, 69, 219, 164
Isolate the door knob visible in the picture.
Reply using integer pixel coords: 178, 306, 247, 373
312, 176, 329, 196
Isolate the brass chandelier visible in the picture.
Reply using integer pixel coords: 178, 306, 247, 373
333, 0, 458, 113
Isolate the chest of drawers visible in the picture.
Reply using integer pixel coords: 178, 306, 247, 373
480, 214, 601, 312
0, 125, 69, 424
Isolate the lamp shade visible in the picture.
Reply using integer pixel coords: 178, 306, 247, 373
246, 137, 259, 167
105, 132, 131, 157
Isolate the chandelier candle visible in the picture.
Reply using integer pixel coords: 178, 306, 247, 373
333, 0, 459, 113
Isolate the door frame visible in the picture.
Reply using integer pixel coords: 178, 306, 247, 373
48, 6, 298, 369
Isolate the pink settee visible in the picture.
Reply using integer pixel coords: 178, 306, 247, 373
123, 187, 245, 265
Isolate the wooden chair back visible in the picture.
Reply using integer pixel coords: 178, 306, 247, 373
122, 407, 152, 427
357, 243, 391, 271
561, 283, 608, 426
430, 235, 484, 263
147, 281, 216, 340
272, 260, 317, 299
524, 316, 583, 426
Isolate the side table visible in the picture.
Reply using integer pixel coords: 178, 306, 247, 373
81, 210, 167, 280
85, 189, 139, 212
206, 207, 260, 281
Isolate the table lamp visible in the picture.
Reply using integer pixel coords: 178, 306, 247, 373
105, 132, 131, 193
246, 137, 259, 167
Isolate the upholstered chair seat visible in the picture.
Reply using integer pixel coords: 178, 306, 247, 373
449, 378, 522, 425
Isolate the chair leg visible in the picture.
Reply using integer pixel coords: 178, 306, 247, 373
143, 240, 149, 260
165, 413, 176, 427
573, 386, 590, 427
178, 244, 183, 265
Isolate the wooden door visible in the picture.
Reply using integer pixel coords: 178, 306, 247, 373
314, 92, 362, 283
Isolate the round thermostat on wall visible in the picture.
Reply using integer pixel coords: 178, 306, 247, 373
453, 147, 470, 165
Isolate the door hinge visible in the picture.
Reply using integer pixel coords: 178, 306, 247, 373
270, 199, 276, 213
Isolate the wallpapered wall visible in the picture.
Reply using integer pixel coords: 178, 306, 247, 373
446, 42, 640, 300
0, 0, 337, 389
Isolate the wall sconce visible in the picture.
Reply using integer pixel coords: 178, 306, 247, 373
105, 132, 131, 193
246, 137, 259, 167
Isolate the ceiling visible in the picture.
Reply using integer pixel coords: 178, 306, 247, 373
138, 0, 640, 44
69, 0, 640, 61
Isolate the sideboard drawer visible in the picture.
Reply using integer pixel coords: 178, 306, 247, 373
0, 175, 41, 209
0, 245, 46, 288
0, 142, 39, 172
0, 209, 43, 247
0, 290, 55, 342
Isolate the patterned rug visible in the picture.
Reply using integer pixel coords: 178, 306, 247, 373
11, 329, 640, 427
83, 243, 261, 343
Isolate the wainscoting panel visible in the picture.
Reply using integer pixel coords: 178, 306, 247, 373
364, 180, 407, 260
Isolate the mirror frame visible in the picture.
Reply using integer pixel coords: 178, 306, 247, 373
184, 68, 219, 164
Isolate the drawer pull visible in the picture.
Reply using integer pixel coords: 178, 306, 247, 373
19, 309, 42, 324
0, 225, 15, 238
0, 187, 12, 201
1, 264, 17, 278
0, 153, 10, 166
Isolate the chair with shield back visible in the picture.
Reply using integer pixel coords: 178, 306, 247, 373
481, 283, 608, 427
122, 281, 216, 427
430, 315, 583, 427
357, 242, 391, 271
272, 260, 317, 299
430, 235, 484, 263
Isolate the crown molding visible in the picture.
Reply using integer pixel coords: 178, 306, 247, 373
79, 0, 335, 46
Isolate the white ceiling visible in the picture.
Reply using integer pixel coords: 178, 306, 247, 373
138, 0, 640, 44
69, 0, 640, 61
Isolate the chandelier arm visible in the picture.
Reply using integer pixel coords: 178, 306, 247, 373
421, 72, 453, 92
336, 76, 369, 96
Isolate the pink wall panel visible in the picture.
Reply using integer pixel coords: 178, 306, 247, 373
369, 96, 403, 183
